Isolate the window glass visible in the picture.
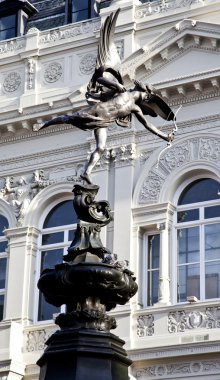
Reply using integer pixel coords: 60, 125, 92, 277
71, 0, 96, 23
42, 232, 64, 246
205, 224, 220, 261
0, 14, 16, 41
0, 215, 8, 237
176, 178, 220, 303
41, 249, 63, 271
38, 201, 78, 321
177, 227, 200, 264
178, 264, 200, 302
43, 200, 78, 228
205, 205, 220, 219
147, 234, 160, 306
178, 179, 220, 205
0, 214, 8, 322
0, 295, 4, 321
0, 258, 7, 289
177, 209, 199, 223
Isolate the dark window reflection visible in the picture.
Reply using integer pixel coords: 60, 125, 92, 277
42, 232, 64, 245
43, 200, 78, 228
177, 209, 199, 223
205, 205, 220, 219
147, 235, 160, 306
0, 215, 8, 237
0, 295, 4, 321
178, 179, 220, 205
41, 249, 63, 271
72, 0, 97, 23
0, 258, 7, 289
0, 15, 16, 41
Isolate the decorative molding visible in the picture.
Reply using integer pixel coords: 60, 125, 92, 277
115, 39, 124, 61
0, 170, 54, 226
139, 170, 165, 203
111, 144, 136, 167
3, 72, 21, 93
79, 54, 96, 75
168, 306, 220, 333
137, 314, 154, 337
138, 136, 220, 204
135, 0, 206, 20
39, 19, 100, 45
44, 62, 63, 83
25, 328, 56, 352
136, 359, 220, 378
0, 39, 24, 55
27, 58, 36, 90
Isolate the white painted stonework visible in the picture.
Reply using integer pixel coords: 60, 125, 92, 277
1, 0, 220, 379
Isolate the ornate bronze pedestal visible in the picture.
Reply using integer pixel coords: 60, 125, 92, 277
37, 184, 138, 380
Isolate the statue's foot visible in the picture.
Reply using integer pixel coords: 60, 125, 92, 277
80, 172, 93, 185
33, 123, 44, 132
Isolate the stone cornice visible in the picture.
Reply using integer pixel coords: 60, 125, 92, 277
128, 341, 220, 361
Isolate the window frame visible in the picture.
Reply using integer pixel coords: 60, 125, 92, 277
173, 176, 220, 304
35, 199, 78, 324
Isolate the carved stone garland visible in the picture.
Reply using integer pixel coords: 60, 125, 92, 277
0, 170, 54, 226
136, 359, 220, 378
168, 306, 220, 333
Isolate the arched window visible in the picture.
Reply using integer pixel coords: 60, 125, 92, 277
0, 215, 9, 321
37, 200, 78, 321
175, 178, 220, 303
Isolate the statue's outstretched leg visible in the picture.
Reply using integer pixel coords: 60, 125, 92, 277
33, 115, 72, 131
80, 128, 107, 185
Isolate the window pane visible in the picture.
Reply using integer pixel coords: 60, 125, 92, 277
178, 264, 200, 302
148, 235, 160, 269
0, 294, 4, 321
0, 241, 7, 253
43, 201, 78, 228
0, 15, 16, 29
147, 270, 159, 306
38, 292, 60, 321
205, 224, 220, 261
72, 10, 89, 22
41, 249, 63, 271
178, 179, 220, 205
72, 0, 89, 12
0, 258, 7, 289
205, 205, 220, 219
42, 232, 64, 245
177, 209, 199, 223
0, 215, 8, 236
205, 261, 220, 299
68, 230, 76, 241
177, 227, 200, 264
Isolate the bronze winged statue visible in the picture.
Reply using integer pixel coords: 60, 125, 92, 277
33, 9, 176, 185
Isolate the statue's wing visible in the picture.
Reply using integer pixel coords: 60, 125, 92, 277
140, 94, 175, 121
96, 8, 121, 69
86, 9, 122, 100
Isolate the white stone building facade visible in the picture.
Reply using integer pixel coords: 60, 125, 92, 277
1, 0, 220, 379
